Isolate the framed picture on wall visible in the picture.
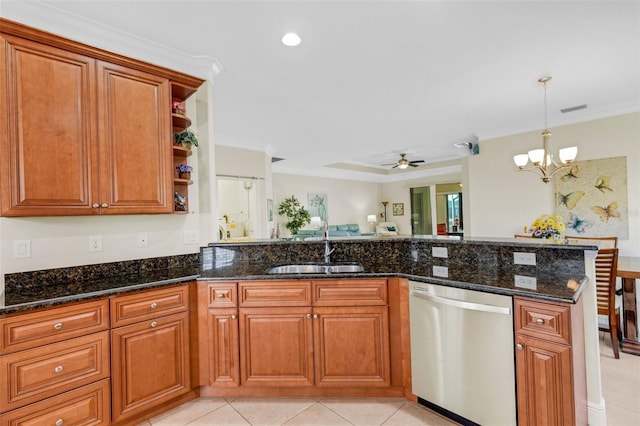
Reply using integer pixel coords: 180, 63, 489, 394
267, 198, 273, 221
308, 193, 328, 221
392, 202, 404, 216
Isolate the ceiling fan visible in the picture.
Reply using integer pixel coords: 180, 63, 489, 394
382, 153, 425, 169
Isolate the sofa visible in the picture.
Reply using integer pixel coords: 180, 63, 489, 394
293, 224, 362, 239
375, 222, 399, 235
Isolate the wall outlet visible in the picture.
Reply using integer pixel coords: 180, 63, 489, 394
137, 233, 149, 248
432, 247, 448, 258
433, 265, 449, 278
514, 252, 536, 266
13, 239, 31, 258
89, 235, 102, 252
514, 275, 537, 290
183, 230, 198, 245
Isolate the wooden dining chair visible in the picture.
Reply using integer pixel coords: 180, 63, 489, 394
594, 248, 621, 358
513, 234, 533, 238
565, 235, 618, 249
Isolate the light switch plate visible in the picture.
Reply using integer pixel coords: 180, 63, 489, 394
13, 239, 31, 258
432, 247, 448, 258
514, 275, 537, 290
514, 252, 536, 266
433, 265, 449, 278
89, 235, 102, 252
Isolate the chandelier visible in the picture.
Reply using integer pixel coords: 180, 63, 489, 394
513, 76, 577, 183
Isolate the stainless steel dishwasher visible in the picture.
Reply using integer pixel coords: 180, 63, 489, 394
409, 281, 516, 425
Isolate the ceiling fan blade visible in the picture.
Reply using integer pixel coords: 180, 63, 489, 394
392, 164, 399, 169
409, 160, 425, 164
409, 163, 420, 167
381, 162, 397, 166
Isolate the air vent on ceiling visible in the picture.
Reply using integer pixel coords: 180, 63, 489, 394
271, 157, 285, 163
560, 104, 587, 113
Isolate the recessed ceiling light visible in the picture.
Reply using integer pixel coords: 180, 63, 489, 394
281, 32, 301, 47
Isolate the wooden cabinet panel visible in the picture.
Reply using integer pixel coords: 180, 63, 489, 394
0, 379, 110, 426
204, 308, 239, 387
111, 311, 190, 422
515, 335, 574, 426
203, 282, 238, 308
239, 307, 314, 386
96, 61, 172, 214
0, 300, 109, 354
0, 33, 98, 216
110, 285, 189, 327
312, 279, 388, 306
515, 298, 571, 345
313, 306, 390, 387
239, 281, 311, 307
0, 331, 110, 412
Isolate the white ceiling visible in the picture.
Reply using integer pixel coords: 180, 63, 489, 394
3, 1, 639, 182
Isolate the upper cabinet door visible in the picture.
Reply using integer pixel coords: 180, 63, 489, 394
0, 34, 99, 216
96, 61, 172, 214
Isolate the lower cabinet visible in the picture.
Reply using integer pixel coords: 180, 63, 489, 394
110, 288, 192, 423
199, 279, 392, 393
514, 297, 587, 426
0, 379, 111, 426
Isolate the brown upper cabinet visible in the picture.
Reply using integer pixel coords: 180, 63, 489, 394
0, 19, 204, 216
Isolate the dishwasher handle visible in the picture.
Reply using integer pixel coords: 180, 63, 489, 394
411, 288, 511, 315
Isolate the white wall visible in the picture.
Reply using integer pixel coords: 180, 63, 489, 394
272, 174, 382, 236
466, 112, 640, 256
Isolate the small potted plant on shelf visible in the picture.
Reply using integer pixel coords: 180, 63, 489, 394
176, 164, 193, 180
174, 128, 198, 149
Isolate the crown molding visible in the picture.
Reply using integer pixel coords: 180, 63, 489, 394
1, 1, 222, 81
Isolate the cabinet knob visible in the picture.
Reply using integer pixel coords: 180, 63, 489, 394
306, 314, 311, 319
231, 314, 237, 320
217, 293, 225, 298
55, 419, 64, 426
535, 318, 544, 324
151, 321, 158, 328
54, 365, 64, 373
516, 343, 523, 351
92, 203, 99, 208
313, 314, 318, 319
101, 203, 108, 208
53, 322, 63, 330
150, 302, 158, 309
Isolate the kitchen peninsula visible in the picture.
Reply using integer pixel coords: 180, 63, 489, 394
1, 237, 597, 425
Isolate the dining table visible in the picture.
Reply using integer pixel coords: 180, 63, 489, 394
618, 256, 640, 355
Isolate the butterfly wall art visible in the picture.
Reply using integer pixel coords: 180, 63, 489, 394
554, 156, 628, 239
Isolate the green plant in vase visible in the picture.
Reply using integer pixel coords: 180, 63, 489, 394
174, 129, 199, 149
278, 195, 311, 236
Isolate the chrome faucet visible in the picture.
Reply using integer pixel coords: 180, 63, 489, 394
322, 221, 329, 240
324, 240, 335, 263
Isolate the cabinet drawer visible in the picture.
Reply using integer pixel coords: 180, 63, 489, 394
312, 279, 388, 306
201, 282, 237, 308
0, 379, 110, 425
514, 297, 571, 345
0, 300, 109, 355
0, 331, 110, 412
239, 281, 311, 307
110, 285, 189, 327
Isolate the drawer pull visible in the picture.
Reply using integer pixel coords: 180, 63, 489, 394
231, 314, 237, 320
150, 302, 158, 309
535, 318, 544, 324
151, 321, 158, 328
54, 365, 64, 373
55, 419, 64, 426
516, 343, 523, 351
53, 322, 63, 330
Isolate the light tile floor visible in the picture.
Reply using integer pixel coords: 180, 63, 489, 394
139, 333, 639, 426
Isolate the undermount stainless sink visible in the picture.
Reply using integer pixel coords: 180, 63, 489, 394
266, 263, 364, 274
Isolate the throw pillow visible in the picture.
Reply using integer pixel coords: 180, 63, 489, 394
387, 226, 396, 231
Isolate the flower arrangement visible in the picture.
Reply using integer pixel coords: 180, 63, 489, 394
530, 214, 566, 240
176, 164, 192, 173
